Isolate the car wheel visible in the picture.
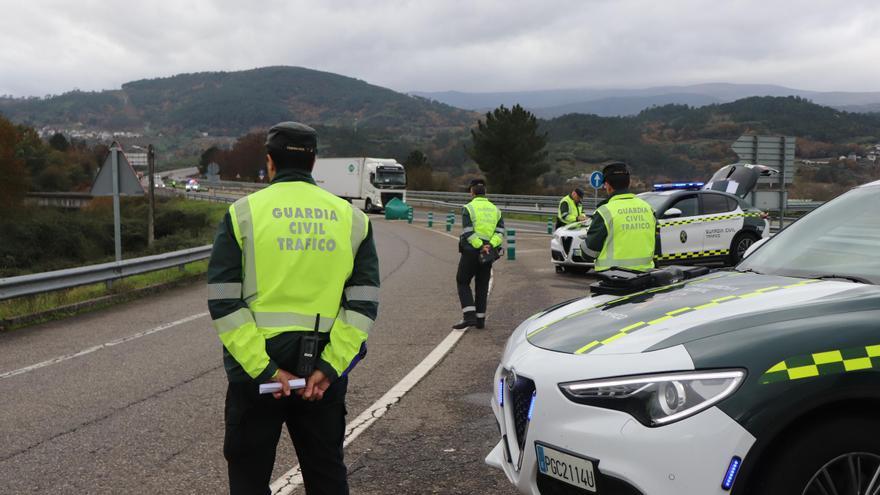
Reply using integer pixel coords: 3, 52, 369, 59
729, 232, 759, 265
752, 414, 880, 495
365, 198, 373, 213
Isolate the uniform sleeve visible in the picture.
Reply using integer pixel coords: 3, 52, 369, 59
490, 211, 505, 248
207, 210, 277, 382
558, 200, 571, 222
317, 217, 380, 381
578, 210, 608, 261
460, 206, 483, 249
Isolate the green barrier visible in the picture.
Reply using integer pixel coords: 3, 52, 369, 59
507, 228, 516, 260
407, 207, 413, 224
384, 198, 410, 220
446, 211, 454, 232
427, 212, 433, 228
547, 217, 553, 234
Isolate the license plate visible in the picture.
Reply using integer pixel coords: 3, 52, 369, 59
535, 443, 597, 492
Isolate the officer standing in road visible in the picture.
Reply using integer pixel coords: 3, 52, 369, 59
453, 178, 504, 329
578, 162, 656, 272
556, 187, 587, 229
207, 122, 380, 495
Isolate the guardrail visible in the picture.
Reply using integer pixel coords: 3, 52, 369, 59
0, 245, 212, 301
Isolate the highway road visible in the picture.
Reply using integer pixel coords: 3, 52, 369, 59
0, 216, 592, 494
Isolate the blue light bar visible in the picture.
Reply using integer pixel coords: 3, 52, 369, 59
653, 182, 705, 191
527, 392, 537, 421
498, 379, 504, 406
721, 456, 742, 490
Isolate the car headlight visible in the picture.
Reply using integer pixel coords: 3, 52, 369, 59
559, 370, 745, 427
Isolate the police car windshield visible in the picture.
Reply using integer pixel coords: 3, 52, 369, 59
636, 193, 667, 213
738, 186, 880, 284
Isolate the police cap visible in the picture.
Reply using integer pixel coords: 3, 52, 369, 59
469, 178, 486, 188
602, 161, 630, 181
574, 187, 585, 197
265, 122, 318, 153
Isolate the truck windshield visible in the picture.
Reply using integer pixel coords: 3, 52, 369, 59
374, 170, 406, 186
737, 185, 880, 284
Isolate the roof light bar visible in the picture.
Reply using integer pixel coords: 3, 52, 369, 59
653, 182, 705, 191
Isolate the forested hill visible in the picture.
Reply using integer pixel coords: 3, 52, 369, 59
0, 66, 476, 137
538, 96, 880, 184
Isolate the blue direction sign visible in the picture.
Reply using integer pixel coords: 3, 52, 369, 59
589, 171, 604, 189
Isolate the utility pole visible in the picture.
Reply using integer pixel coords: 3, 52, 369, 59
147, 144, 156, 247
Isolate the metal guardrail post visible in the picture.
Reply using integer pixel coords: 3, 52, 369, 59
506, 229, 516, 261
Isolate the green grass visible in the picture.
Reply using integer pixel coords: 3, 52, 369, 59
0, 260, 208, 326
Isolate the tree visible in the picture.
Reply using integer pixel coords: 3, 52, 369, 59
199, 145, 221, 175
403, 150, 433, 190
48, 132, 70, 151
0, 116, 29, 210
468, 104, 548, 193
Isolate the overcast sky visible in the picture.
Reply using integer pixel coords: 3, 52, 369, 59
1, 0, 879, 97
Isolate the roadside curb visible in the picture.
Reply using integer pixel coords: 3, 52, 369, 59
0, 273, 206, 332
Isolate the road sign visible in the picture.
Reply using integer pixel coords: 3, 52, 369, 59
589, 171, 604, 189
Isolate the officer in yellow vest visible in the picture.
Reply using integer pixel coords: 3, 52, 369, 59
453, 178, 504, 329
207, 122, 379, 495
556, 187, 586, 229
578, 162, 656, 272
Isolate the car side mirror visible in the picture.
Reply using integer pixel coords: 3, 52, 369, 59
742, 237, 769, 259
663, 207, 683, 219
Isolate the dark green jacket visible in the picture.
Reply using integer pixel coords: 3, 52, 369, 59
207, 168, 380, 383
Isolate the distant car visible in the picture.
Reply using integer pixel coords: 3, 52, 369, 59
489, 178, 880, 494
551, 164, 773, 272
185, 179, 200, 192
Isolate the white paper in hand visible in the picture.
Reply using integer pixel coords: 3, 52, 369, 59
259, 378, 307, 394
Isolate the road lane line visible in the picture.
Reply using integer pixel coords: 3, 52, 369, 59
270, 327, 469, 495
0, 312, 208, 380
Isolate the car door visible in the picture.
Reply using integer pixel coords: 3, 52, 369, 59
700, 192, 742, 254
656, 194, 703, 260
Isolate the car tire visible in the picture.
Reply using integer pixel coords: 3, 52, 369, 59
365, 198, 373, 213
729, 232, 759, 265
555, 265, 565, 274
751, 414, 880, 495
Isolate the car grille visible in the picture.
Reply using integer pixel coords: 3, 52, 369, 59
381, 192, 403, 206
562, 237, 573, 254
510, 376, 536, 450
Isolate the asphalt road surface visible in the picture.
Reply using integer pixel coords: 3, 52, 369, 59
0, 216, 593, 494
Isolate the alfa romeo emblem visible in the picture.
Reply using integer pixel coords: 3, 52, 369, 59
680, 231, 688, 243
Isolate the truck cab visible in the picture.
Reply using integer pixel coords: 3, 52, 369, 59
313, 157, 407, 212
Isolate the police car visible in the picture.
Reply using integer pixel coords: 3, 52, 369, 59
550, 164, 773, 272
488, 179, 880, 494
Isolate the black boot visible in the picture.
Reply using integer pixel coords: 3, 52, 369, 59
476, 318, 485, 329
453, 310, 478, 329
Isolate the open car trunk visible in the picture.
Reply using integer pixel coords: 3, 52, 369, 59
703, 163, 778, 198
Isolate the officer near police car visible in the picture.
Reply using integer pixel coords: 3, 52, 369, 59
578, 161, 656, 272
453, 178, 505, 329
556, 187, 587, 229
207, 122, 380, 495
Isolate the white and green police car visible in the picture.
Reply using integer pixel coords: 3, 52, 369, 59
490, 179, 880, 494
551, 164, 773, 272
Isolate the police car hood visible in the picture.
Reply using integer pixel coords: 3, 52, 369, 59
525, 271, 876, 355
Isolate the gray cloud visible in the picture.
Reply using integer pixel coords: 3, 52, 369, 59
1, 0, 878, 97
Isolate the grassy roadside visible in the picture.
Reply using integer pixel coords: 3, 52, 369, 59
0, 260, 208, 330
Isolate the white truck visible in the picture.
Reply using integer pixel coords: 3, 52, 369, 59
312, 157, 407, 212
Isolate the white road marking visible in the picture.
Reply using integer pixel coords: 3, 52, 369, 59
0, 312, 209, 380
416, 225, 459, 241
270, 327, 469, 495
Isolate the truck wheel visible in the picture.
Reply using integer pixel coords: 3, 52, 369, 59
752, 414, 880, 495
365, 198, 373, 213
729, 232, 758, 265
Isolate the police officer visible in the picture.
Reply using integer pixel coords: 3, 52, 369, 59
578, 162, 656, 272
556, 187, 586, 229
453, 178, 504, 329
207, 122, 380, 495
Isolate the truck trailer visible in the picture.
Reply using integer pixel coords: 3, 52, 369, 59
312, 157, 406, 212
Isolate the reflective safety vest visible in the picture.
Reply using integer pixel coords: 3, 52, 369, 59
594, 193, 656, 272
558, 195, 583, 225
464, 197, 503, 249
217, 181, 371, 379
